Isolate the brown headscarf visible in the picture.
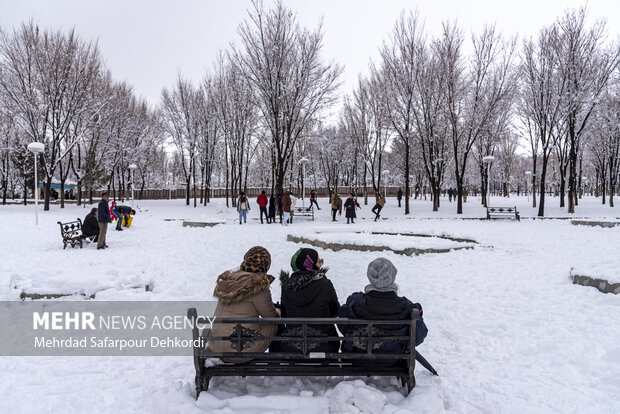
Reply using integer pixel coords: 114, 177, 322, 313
239, 246, 271, 274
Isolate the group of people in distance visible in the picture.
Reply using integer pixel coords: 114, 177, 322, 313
209, 246, 428, 365
237, 190, 322, 225
237, 188, 412, 225
78, 192, 135, 250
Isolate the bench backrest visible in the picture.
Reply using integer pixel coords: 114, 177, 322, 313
188, 309, 420, 361
487, 206, 517, 214
57, 219, 83, 238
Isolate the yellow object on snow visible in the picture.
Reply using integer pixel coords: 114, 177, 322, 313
122, 216, 133, 227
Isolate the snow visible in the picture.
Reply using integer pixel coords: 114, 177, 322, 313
289, 229, 476, 251
1, 194, 620, 413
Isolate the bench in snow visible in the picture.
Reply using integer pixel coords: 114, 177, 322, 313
57, 218, 95, 249
187, 308, 437, 399
292, 206, 314, 221
486, 206, 520, 221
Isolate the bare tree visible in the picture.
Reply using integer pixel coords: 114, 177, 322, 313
233, 0, 342, 195
440, 23, 516, 212
555, 8, 620, 213
378, 12, 424, 214
519, 24, 566, 216
0, 22, 102, 210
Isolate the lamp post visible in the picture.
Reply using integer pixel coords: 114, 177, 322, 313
482, 155, 495, 207
382, 169, 390, 197
128, 164, 137, 208
27, 142, 45, 225
525, 171, 532, 203
168, 172, 173, 200
299, 157, 310, 209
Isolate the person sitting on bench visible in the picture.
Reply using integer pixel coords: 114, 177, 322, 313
208, 246, 280, 362
339, 257, 428, 366
274, 248, 340, 353
81, 208, 100, 242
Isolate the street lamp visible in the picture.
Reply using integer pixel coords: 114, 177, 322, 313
27, 142, 45, 225
168, 172, 173, 200
128, 164, 137, 208
525, 171, 532, 203
482, 155, 495, 207
299, 157, 310, 208
382, 169, 390, 197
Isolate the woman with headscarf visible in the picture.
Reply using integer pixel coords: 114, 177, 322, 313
275, 248, 340, 353
209, 246, 280, 362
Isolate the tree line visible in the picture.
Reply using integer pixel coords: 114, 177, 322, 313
1, 2, 619, 215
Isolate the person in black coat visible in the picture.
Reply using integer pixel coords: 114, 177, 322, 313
339, 258, 428, 366
97, 193, 111, 249
344, 193, 360, 224
275, 248, 340, 353
397, 188, 403, 207
81, 208, 100, 241
268, 195, 276, 224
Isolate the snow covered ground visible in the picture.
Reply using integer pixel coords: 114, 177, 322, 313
1, 195, 619, 413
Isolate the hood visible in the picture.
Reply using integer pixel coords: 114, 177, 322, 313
213, 270, 273, 305
280, 268, 329, 291
279, 268, 330, 307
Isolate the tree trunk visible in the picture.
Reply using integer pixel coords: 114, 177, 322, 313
404, 143, 410, 215
44, 179, 51, 211
537, 155, 549, 217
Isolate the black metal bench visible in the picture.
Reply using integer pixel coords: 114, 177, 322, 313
57, 218, 89, 249
293, 206, 314, 221
187, 308, 437, 399
486, 206, 520, 221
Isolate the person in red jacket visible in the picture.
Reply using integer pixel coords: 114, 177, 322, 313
257, 190, 269, 224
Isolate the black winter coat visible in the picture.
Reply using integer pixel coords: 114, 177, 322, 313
268, 196, 276, 216
97, 200, 110, 223
277, 268, 340, 353
82, 213, 100, 237
338, 290, 428, 366
344, 197, 359, 219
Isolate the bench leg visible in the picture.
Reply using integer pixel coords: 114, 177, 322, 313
195, 374, 210, 400
404, 374, 415, 396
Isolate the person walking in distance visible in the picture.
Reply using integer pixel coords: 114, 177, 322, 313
268, 194, 276, 224
371, 193, 386, 222
237, 192, 250, 225
277, 193, 284, 224
331, 193, 342, 222
97, 192, 111, 250
344, 193, 361, 224
282, 191, 292, 225
308, 190, 321, 211
257, 190, 269, 224
397, 188, 403, 208
289, 192, 297, 224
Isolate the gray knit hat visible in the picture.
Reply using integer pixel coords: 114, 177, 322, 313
365, 258, 398, 293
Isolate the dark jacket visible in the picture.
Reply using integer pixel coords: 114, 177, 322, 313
344, 197, 359, 219
98, 200, 110, 223
277, 268, 340, 353
338, 291, 428, 366
82, 213, 100, 237
268, 196, 276, 216
116, 205, 134, 215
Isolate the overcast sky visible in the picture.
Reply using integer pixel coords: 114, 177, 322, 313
1, 0, 619, 107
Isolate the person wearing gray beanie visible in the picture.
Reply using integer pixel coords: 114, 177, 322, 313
339, 257, 428, 367
365, 257, 399, 293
